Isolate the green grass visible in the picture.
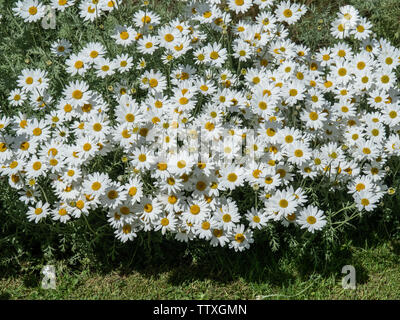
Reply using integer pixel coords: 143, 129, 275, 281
1, 0, 400, 300
2, 241, 400, 299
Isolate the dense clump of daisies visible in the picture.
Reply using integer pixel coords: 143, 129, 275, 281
2, 0, 400, 251
12, 0, 123, 22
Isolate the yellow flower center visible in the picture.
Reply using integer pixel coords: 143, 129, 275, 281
91, 182, 101, 191
59, 208, 68, 216
123, 224, 131, 234
108, 190, 118, 199
164, 34, 174, 42
168, 195, 177, 204
294, 149, 303, 157
33, 128, 42, 136
361, 198, 369, 206
266, 128, 276, 137
385, 57, 393, 65
9, 161, 18, 169
120, 207, 130, 215
201, 221, 210, 230
190, 205, 200, 215
149, 78, 158, 88
338, 68, 347, 76
123, 185, 135, 197
357, 61, 366, 70
213, 229, 223, 237
283, 9, 292, 18
90, 51, 98, 58
306, 216, 317, 224
210, 51, 219, 60
72, 90, 83, 99
179, 97, 189, 105
67, 170, 75, 177
356, 183, 365, 192
227, 173, 237, 182
157, 163, 167, 171
161, 218, 169, 226
29, 6, 38, 15
144, 204, 153, 213
120, 31, 129, 40
83, 143, 92, 151
356, 25, 365, 33
205, 122, 215, 131
279, 199, 288, 208
74, 61, 84, 69
196, 181, 207, 191
381, 75, 390, 84
258, 101, 267, 110
141, 15, 151, 24
20, 141, 29, 151
309, 112, 318, 121
32, 162, 42, 171
235, 233, 245, 243
285, 135, 294, 143
93, 123, 102, 132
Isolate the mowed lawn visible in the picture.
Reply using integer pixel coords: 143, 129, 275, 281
1, 242, 400, 299
1, 0, 400, 300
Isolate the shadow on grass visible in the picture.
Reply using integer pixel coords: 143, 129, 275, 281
84, 228, 377, 289
0, 292, 11, 300
1, 204, 397, 291
83, 207, 399, 289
